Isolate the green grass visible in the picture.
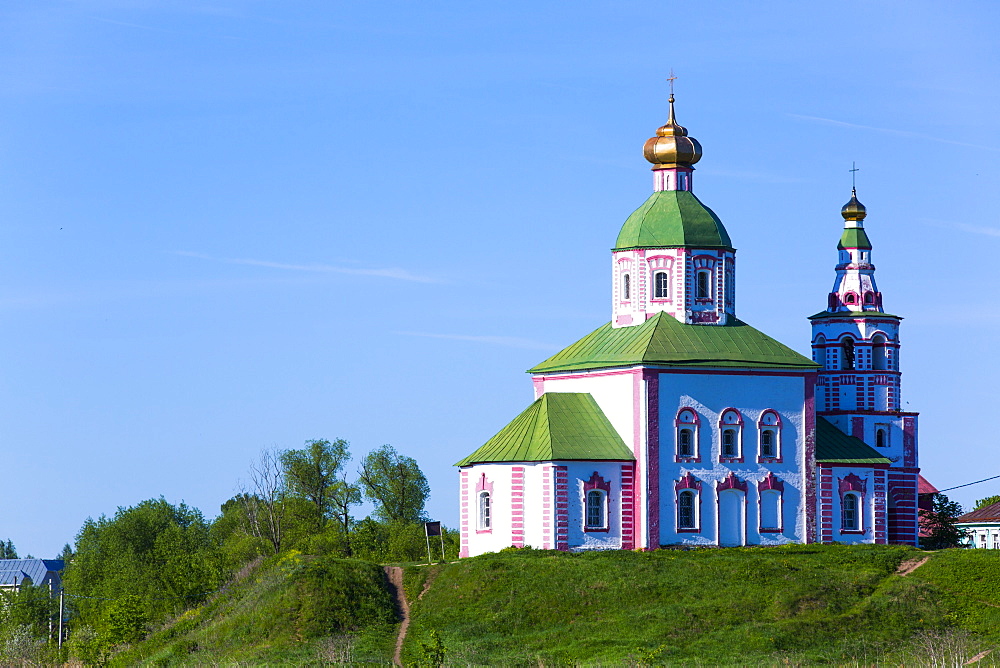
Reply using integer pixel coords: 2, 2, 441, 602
112, 551, 399, 666
114, 545, 1000, 666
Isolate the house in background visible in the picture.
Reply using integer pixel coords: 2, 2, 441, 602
0, 559, 64, 591
956, 503, 1000, 549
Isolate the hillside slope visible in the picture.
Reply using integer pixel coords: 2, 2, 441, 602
116, 545, 1000, 666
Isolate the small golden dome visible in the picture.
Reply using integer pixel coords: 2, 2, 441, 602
841, 189, 867, 221
643, 94, 703, 168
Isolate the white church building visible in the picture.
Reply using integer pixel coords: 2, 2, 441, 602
456, 95, 920, 555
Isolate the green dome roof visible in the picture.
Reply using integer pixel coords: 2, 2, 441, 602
614, 190, 732, 251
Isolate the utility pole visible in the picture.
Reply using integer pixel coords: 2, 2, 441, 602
58, 589, 64, 649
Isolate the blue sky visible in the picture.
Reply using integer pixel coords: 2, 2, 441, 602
1, 1, 998, 557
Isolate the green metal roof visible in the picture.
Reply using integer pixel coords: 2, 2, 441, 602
838, 227, 872, 250
455, 393, 634, 466
808, 310, 900, 320
815, 417, 891, 464
528, 312, 818, 374
614, 190, 733, 251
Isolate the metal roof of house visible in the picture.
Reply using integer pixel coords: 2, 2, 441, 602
918, 474, 938, 496
0, 559, 63, 587
528, 311, 818, 374
957, 502, 1000, 523
815, 418, 891, 465
614, 190, 733, 251
455, 392, 634, 466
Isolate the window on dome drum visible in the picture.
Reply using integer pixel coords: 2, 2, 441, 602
842, 493, 860, 531
622, 273, 631, 300
653, 271, 669, 299
760, 429, 776, 458
722, 429, 737, 457
696, 270, 711, 300
678, 428, 694, 456
845, 293, 856, 305
585, 490, 606, 529
841, 339, 855, 370
478, 491, 491, 531
864, 292, 874, 304
678, 491, 696, 529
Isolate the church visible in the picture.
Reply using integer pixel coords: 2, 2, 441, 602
456, 94, 920, 554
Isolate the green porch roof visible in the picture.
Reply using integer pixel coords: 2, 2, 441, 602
815, 417, 891, 464
838, 227, 872, 250
528, 312, 818, 374
615, 190, 733, 251
455, 393, 634, 466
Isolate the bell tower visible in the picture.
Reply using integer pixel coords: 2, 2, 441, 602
810, 191, 920, 545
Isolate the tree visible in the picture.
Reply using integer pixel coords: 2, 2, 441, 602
280, 439, 350, 534
974, 495, 1000, 510
358, 445, 430, 524
919, 493, 968, 549
329, 479, 363, 556
238, 449, 287, 554
0, 540, 17, 559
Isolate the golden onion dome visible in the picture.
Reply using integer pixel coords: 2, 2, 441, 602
841, 189, 867, 221
643, 94, 703, 168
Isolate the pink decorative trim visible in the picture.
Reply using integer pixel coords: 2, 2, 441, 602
757, 473, 784, 534
644, 369, 660, 546
717, 472, 748, 493
459, 470, 470, 558
584, 471, 611, 493
541, 465, 552, 549
476, 472, 494, 493
631, 369, 643, 547
675, 408, 701, 463
873, 469, 887, 544
475, 472, 495, 535
674, 409, 701, 426
532, 377, 544, 400
675, 473, 702, 533
621, 463, 635, 549
554, 466, 569, 551
510, 467, 525, 547
839, 473, 867, 496
903, 417, 916, 467
757, 409, 782, 427
805, 374, 817, 543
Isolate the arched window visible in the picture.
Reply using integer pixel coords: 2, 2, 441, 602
842, 493, 859, 531
760, 489, 781, 531
875, 428, 886, 448
478, 491, 491, 530
760, 429, 775, 457
622, 273, 631, 301
722, 429, 737, 457
845, 293, 857, 305
841, 338, 855, 370
585, 490, 606, 529
678, 428, 694, 456
864, 292, 874, 304
696, 271, 711, 300
678, 490, 696, 529
872, 335, 887, 371
653, 271, 669, 299
719, 409, 743, 461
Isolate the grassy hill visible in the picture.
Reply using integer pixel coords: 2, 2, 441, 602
116, 545, 1000, 666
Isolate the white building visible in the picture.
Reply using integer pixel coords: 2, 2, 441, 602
456, 94, 920, 556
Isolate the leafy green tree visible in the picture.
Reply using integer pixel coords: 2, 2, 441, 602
974, 495, 1000, 510
358, 445, 430, 524
281, 439, 350, 533
102, 594, 148, 646
63, 498, 223, 634
919, 493, 968, 549
330, 479, 363, 556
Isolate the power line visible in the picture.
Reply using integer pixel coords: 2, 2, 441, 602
936, 474, 1000, 494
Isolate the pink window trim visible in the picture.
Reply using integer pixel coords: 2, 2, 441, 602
717, 472, 748, 494
718, 408, 743, 463
675, 408, 701, 463
476, 472, 495, 535
756, 410, 782, 463
583, 471, 611, 533
757, 473, 784, 533
675, 473, 702, 533
839, 473, 867, 534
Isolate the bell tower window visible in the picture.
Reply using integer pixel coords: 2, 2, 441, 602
841, 338, 855, 370
872, 335, 887, 370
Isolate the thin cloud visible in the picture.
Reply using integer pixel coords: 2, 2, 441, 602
176, 251, 440, 283
787, 113, 1000, 152
923, 219, 1000, 238
397, 331, 560, 351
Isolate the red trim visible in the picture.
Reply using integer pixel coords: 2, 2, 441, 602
645, 369, 660, 545
510, 467, 525, 546
805, 373, 817, 543
554, 466, 569, 551
621, 463, 635, 549
459, 470, 470, 557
